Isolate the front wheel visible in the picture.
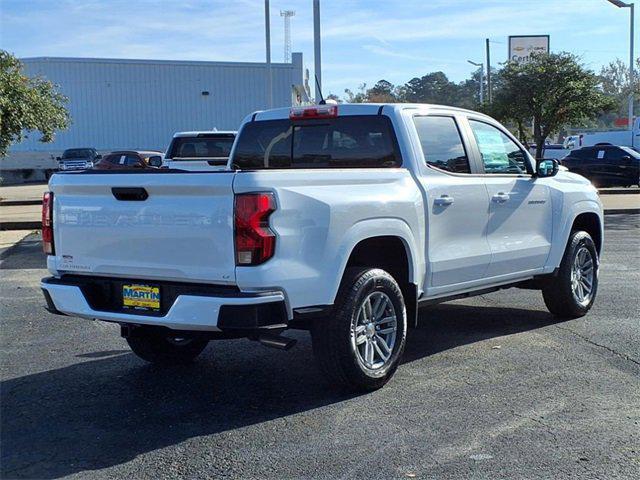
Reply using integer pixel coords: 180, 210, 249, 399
542, 230, 599, 318
126, 327, 209, 364
312, 267, 407, 392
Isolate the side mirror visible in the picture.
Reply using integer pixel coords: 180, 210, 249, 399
95, 154, 102, 160
536, 158, 559, 178
56, 156, 61, 161
148, 156, 163, 168
621, 155, 632, 163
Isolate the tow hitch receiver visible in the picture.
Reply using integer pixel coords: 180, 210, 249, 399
257, 333, 297, 350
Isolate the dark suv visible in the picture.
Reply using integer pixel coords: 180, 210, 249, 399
561, 145, 640, 187
56, 148, 101, 171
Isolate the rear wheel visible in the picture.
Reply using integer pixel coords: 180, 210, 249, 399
126, 327, 209, 364
312, 267, 407, 392
542, 230, 599, 318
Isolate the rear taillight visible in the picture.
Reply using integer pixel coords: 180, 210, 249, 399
42, 191, 54, 255
234, 193, 276, 266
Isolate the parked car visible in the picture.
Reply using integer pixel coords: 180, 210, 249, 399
56, 148, 101, 171
162, 131, 237, 171
561, 145, 640, 187
41, 103, 603, 392
94, 150, 164, 170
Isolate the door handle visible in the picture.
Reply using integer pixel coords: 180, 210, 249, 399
492, 192, 510, 203
112, 187, 148, 201
434, 194, 454, 206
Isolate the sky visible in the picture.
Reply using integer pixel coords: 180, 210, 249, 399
0, 0, 636, 97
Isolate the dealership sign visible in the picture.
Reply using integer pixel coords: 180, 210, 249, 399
508, 35, 550, 64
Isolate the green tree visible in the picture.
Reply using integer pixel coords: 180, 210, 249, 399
0, 50, 70, 157
402, 71, 459, 105
489, 53, 615, 159
599, 57, 640, 118
366, 79, 399, 103
344, 83, 368, 103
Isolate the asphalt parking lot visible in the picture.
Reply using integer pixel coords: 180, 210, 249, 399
1, 215, 639, 479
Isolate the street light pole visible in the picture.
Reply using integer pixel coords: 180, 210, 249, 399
606, 0, 635, 138
265, 0, 273, 108
485, 38, 492, 103
630, 3, 635, 137
467, 60, 484, 103
313, 0, 322, 103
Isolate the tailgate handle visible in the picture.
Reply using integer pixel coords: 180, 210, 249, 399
112, 187, 148, 201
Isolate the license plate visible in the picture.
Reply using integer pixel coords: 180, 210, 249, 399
122, 284, 160, 311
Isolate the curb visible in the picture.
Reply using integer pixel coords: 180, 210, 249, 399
0, 200, 43, 206
0, 222, 41, 231
603, 208, 640, 215
598, 189, 639, 195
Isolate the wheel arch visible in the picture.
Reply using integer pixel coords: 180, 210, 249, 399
572, 212, 603, 255
547, 201, 603, 271
333, 219, 422, 326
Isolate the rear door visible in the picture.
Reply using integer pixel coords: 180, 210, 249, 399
466, 118, 552, 278
49, 171, 237, 284
411, 114, 492, 290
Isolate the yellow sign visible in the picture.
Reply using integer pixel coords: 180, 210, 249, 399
123, 284, 160, 310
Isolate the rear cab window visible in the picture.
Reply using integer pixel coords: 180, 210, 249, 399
232, 115, 402, 169
167, 134, 235, 160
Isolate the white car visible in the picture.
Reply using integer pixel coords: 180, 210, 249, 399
161, 130, 236, 171
41, 103, 603, 392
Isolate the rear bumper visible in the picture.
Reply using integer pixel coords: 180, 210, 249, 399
41, 276, 287, 332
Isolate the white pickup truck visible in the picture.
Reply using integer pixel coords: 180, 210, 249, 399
161, 130, 237, 171
41, 103, 603, 391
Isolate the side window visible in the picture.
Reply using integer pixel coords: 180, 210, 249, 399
124, 155, 141, 166
603, 148, 623, 162
413, 116, 470, 173
574, 149, 589, 159
469, 120, 528, 174
100, 154, 119, 165
577, 149, 596, 162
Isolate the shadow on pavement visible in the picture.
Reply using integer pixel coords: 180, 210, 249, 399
1, 302, 564, 479
0, 233, 45, 270
604, 213, 639, 231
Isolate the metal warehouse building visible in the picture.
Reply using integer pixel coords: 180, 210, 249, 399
11, 53, 303, 156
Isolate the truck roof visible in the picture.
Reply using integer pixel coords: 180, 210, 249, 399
173, 130, 237, 138
250, 103, 495, 122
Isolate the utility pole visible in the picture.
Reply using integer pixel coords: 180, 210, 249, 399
629, 3, 635, 138
313, 0, 322, 103
606, 1, 635, 140
280, 10, 295, 63
265, 0, 273, 108
485, 38, 492, 103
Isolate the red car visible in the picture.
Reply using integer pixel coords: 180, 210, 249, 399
94, 150, 164, 170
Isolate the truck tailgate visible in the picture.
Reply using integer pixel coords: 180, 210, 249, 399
49, 172, 237, 284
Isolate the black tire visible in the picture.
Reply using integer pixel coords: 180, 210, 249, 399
126, 327, 209, 364
311, 267, 407, 392
542, 230, 599, 319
